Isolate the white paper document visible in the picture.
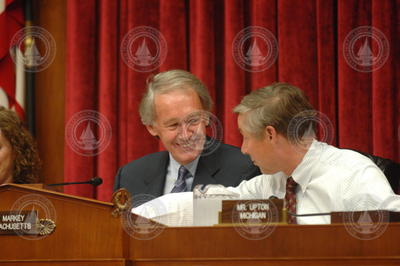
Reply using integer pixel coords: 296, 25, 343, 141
132, 185, 240, 227
132, 192, 193, 227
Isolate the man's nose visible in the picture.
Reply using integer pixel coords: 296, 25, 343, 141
177, 123, 193, 138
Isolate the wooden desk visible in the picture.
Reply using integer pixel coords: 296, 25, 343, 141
0, 184, 125, 266
1, 184, 399, 266
128, 224, 400, 265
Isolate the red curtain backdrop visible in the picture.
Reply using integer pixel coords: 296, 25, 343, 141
65, 0, 400, 201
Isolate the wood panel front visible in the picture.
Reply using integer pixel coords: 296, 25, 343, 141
0, 260, 126, 266
0, 184, 124, 261
34, 0, 66, 188
130, 259, 400, 266
2, 184, 400, 265
127, 223, 400, 265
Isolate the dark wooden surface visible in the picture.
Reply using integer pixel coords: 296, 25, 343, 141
34, 0, 66, 188
128, 223, 400, 265
0, 184, 123, 264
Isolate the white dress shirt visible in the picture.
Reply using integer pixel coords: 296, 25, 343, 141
163, 154, 199, 194
227, 140, 399, 224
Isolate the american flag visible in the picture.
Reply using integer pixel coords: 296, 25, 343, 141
0, 0, 25, 118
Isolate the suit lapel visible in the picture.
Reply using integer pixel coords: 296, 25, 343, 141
144, 151, 169, 197
143, 138, 222, 193
191, 143, 220, 189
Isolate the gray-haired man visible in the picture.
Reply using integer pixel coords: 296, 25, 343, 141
114, 69, 260, 199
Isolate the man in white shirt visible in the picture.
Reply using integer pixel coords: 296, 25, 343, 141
229, 82, 398, 224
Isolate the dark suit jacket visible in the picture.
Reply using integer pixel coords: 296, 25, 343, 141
114, 142, 261, 198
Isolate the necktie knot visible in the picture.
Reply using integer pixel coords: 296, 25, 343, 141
171, 166, 191, 193
178, 165, 189, 178
286, 176, 297, 192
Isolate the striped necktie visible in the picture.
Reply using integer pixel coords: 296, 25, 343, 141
285, 176, 298, 224
171, 166, 191, 193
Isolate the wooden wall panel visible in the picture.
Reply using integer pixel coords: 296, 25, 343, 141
34, 0, 66, 188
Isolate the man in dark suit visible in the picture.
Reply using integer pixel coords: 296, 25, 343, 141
114, 70, 260, 198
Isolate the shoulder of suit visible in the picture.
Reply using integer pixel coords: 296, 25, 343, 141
214, 141, 240, 152
217, 142, 244, 155
212, 142, 253, 163
121, 151, 169, 171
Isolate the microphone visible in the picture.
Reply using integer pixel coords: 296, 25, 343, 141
288, 212, 331, 217
46, 177, 103, 187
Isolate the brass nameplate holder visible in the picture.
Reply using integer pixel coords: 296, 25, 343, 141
0, 210, 55, 236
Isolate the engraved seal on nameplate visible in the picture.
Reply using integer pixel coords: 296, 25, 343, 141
111, 188, 132, 217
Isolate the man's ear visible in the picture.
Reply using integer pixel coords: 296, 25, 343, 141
146, 125, 158, 137
264, 125, 277, 141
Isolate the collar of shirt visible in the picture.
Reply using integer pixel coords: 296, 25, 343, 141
163, 154, 200, 194
290, 139, 326, 193
168, 153, 200, 177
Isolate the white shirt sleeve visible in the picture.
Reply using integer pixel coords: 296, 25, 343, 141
226, 174, 276, 199
341, 165, 398, 211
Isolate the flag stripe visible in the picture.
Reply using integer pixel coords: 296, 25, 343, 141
15, 47, 25, 109
0, 0, 25, 119
0, 87, 9, 107
0, 0, 5, 14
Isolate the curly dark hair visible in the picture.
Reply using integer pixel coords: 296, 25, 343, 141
0, 107, 41, 183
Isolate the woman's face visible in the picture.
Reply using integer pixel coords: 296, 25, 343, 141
0, 131, 14, 184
